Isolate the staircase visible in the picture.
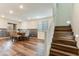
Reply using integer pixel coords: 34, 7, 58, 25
50, 26, 78, 56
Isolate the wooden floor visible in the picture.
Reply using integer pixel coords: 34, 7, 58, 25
0, 37, 44, 56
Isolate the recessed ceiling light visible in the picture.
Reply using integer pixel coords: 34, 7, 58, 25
75, 34, 79, 38
66, 21, 71, 24
1, 15, 5, 18
35, 16, 41, 19
27, 17, 31, 20
9, 10, 13, 14
18, 19, 22, 22
19, 5, 23, 9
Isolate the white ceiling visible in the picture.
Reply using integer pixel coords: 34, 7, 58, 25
0, 3, 53, 21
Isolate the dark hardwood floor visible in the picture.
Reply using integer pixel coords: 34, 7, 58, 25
0, 37, 44, 56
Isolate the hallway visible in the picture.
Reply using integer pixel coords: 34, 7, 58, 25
50, 26, 78, 56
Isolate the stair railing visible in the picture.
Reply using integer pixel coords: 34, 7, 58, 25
44, 18, 55, 56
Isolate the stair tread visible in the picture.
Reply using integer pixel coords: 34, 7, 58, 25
53, 43, 77, 49
55, 31, 72, 34
53, 38, 75, 42
54, 35, 73, 38
54, 37, 74, 40
55, 28, 72, 30
54, 34, 72, 36
55, 32, 72, 35
50, 48, 77, 56
53, 39, 76, 46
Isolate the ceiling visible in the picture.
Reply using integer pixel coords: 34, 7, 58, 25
0, 3, 53, 21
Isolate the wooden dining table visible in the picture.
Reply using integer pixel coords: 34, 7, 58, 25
9, 31, 25, 41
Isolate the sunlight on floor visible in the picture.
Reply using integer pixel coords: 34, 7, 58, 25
0, 40, 13, 56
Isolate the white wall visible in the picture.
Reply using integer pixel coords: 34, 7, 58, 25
55, 3, 73, 26
0, 18, 21, 29
71, 4, 79, 48
20, 17, 52, 30
20, 20, 37, 29
0, 18, 8, 28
